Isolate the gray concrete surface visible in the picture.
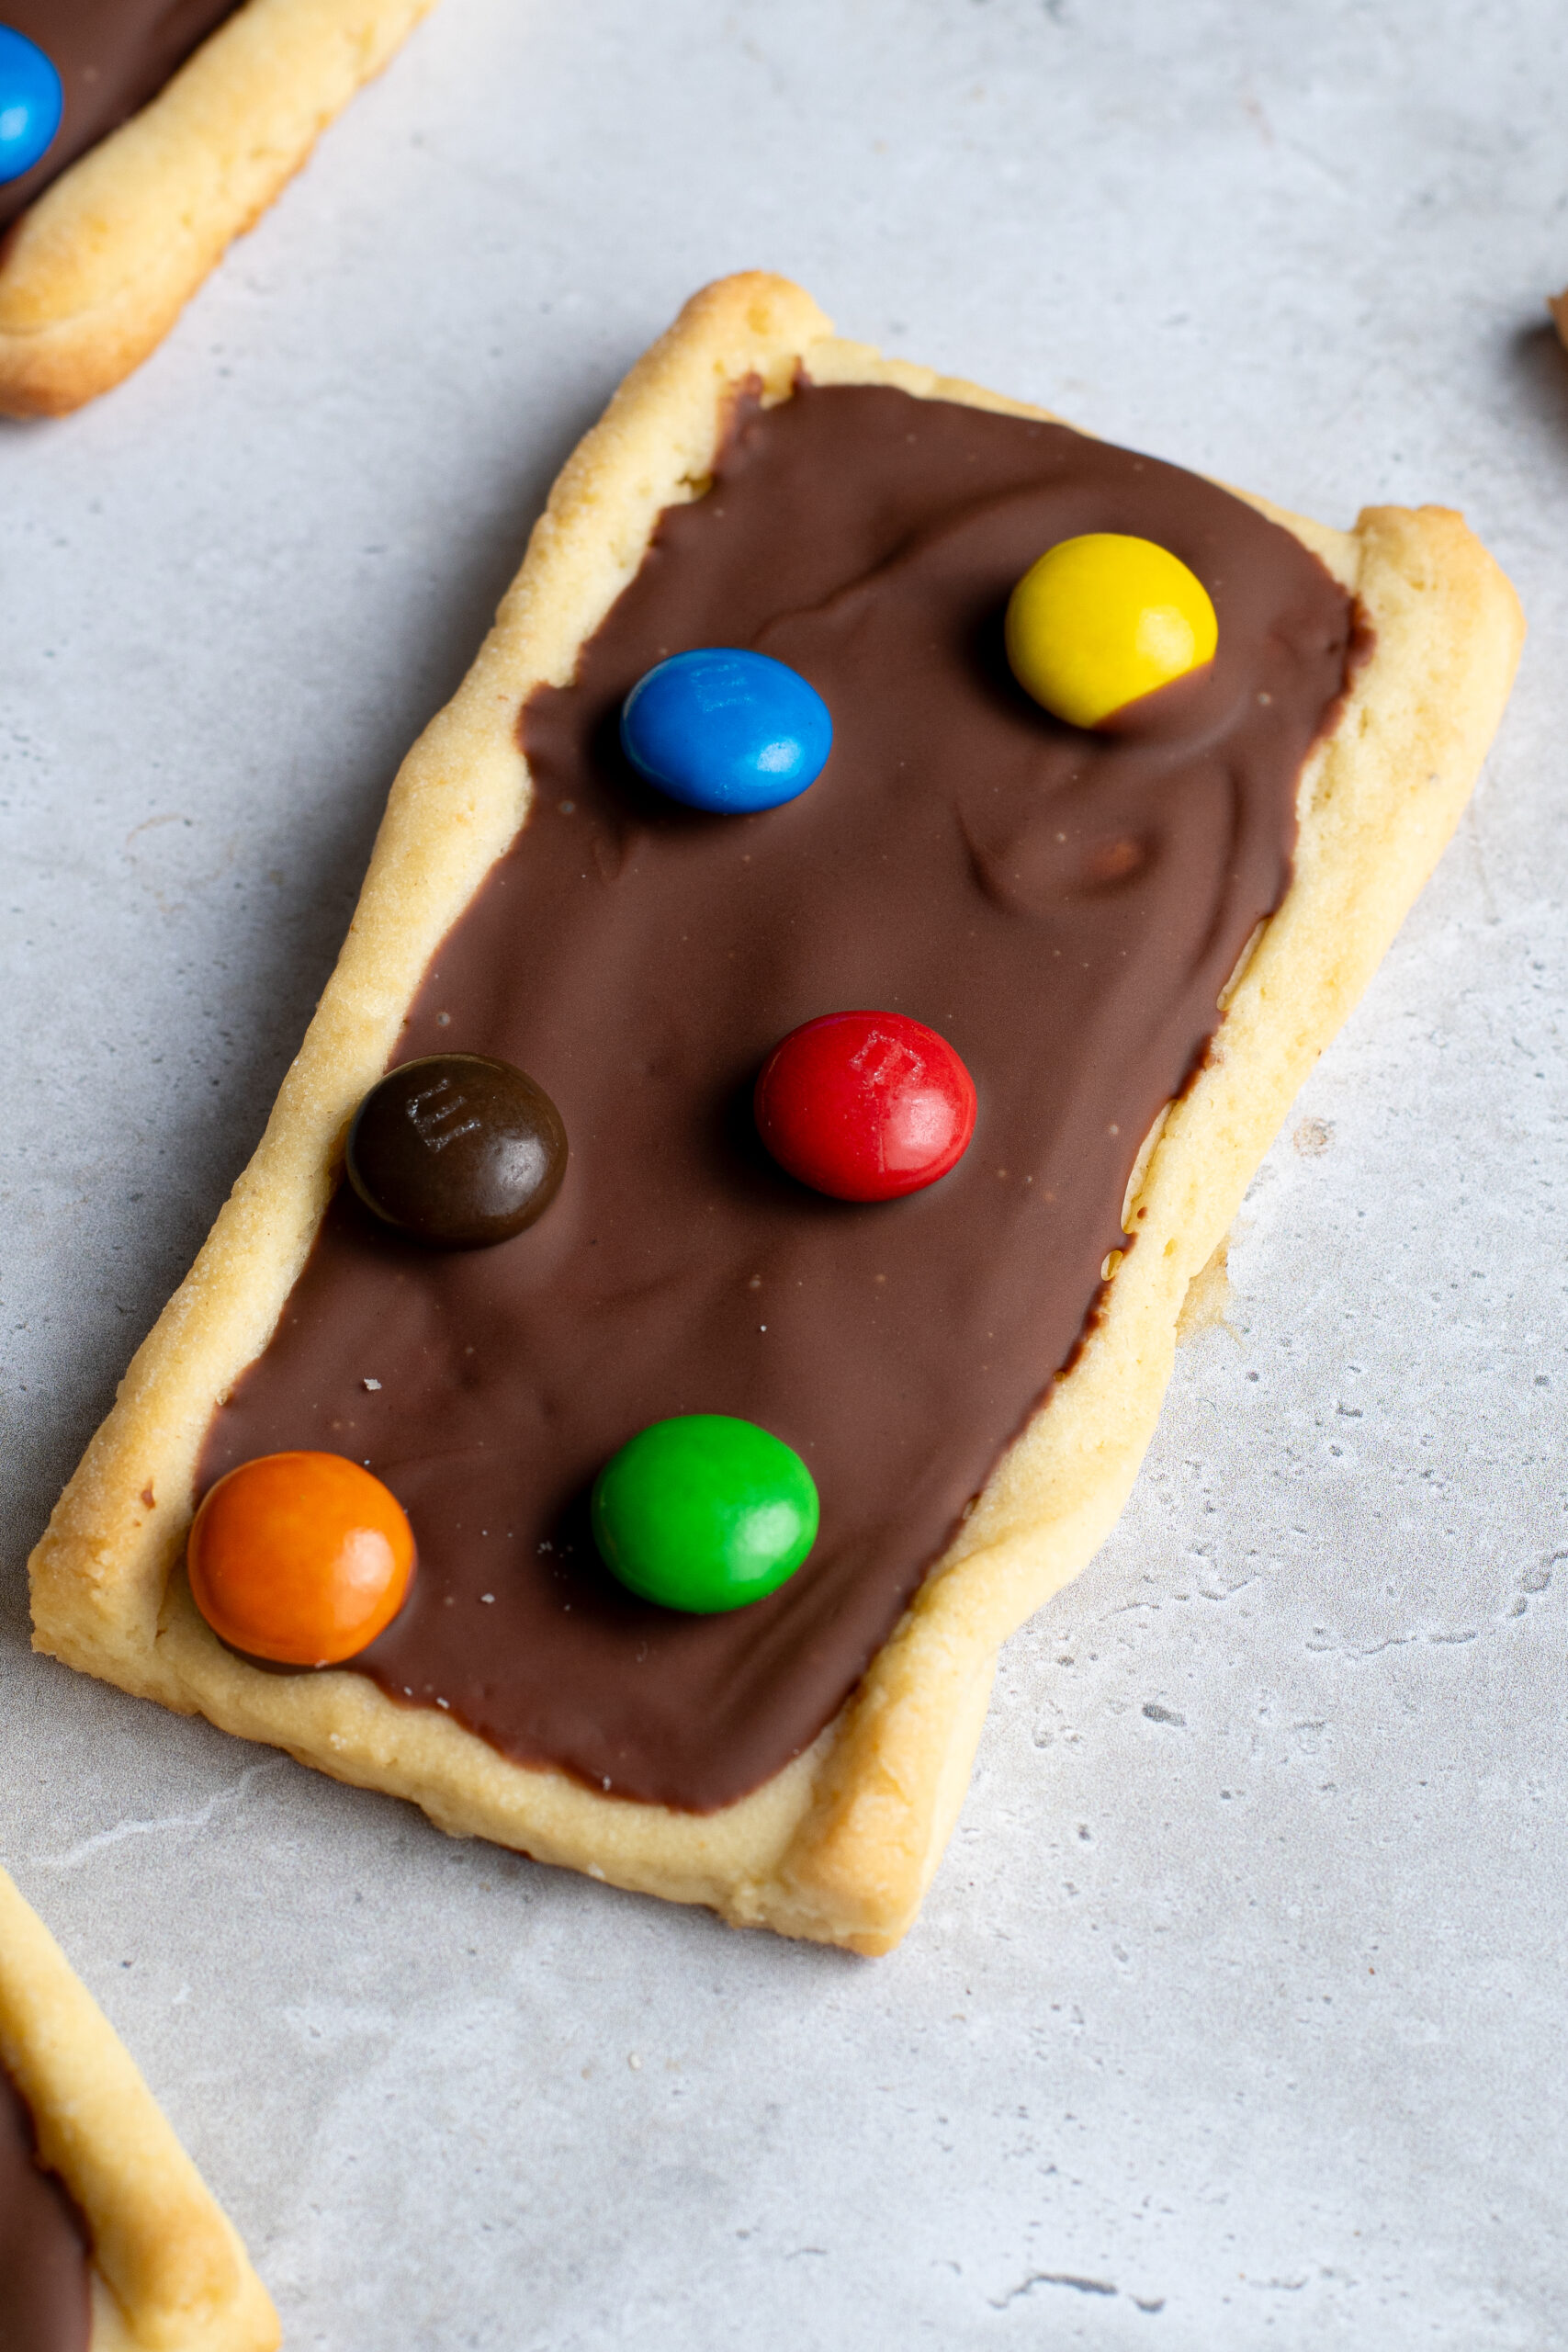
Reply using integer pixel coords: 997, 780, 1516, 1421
3, 0, 1565, 2343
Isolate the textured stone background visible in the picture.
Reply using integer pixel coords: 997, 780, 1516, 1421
3, 1, 1565, 2343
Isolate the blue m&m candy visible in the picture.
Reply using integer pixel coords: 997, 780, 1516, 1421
620, 648, 832, 815
0, 28, 62, 185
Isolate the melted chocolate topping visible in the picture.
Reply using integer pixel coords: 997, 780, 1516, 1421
199, 382, 1356, 1813
0, 2064, 92, 2352
0, 0, 240, 232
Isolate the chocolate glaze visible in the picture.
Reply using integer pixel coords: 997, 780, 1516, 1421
200, 382, 1357, 1813
0, 0, 240, 232
0, 2063, 92, 2352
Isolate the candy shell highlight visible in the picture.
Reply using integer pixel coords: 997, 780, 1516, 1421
592, 1415, 818, 1613
620, 648, 832, 813
1005, 533, 1218, 729
187, 1452, 416, 1666
0, 28, 62, 185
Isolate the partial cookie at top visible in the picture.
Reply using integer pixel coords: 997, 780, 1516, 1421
28, 275, 1524, 1951
0, 0, 438, 417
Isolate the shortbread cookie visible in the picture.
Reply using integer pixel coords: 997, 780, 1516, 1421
0, 0, 436, 418
0, 1867, 278, 2350
29, 275, 1524, 1952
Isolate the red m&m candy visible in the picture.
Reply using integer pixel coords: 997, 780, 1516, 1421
754, 1011, 976, 1202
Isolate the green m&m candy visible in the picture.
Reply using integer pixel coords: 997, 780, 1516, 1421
591, 1414, 818, 1613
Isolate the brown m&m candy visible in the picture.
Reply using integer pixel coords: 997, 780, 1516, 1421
346, 1053, 567, 1247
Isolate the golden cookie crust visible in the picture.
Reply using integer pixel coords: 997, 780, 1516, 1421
28, 274, 1524, 1952
0, 1868, 278, 2350
0, 0, 437, 418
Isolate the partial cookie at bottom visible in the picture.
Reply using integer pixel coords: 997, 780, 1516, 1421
0, 1867, 278, 2350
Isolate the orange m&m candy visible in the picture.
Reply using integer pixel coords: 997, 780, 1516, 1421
187, 1452, 415, 1667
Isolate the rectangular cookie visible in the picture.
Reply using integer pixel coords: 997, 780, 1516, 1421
0, 0, 436, 417
0, 1866, 278, 2349
28, 274, 1524, 1952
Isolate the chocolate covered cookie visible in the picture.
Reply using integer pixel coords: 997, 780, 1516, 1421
29, 276, 1524, 1951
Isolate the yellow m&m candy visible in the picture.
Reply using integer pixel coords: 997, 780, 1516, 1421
1004, 533, 1218, 729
